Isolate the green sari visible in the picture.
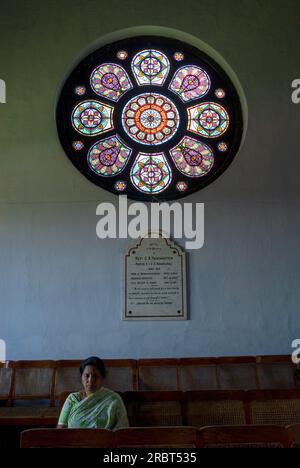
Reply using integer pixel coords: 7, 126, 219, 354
58, 387, 129, 429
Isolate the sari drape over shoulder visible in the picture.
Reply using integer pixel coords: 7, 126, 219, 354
58, 387, 129, 429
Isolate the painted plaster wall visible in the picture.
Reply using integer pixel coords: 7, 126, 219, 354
0, 0, 299, 359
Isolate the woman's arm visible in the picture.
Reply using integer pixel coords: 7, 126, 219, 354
110, 396, 129, 430
56, 424, 67, 429
57, 394, 74, 428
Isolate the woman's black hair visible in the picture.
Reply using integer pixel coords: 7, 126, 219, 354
79, 356, 107, 379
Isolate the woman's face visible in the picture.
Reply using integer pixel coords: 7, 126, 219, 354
81, 365, 103, 395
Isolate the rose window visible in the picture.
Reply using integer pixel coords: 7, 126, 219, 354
122, 93, 180, 145
56, 36, 243, 200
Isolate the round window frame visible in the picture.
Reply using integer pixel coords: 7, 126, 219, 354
56, 35, 244, 201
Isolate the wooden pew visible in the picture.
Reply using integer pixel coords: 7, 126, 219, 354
123, 391, 183, 427
116, 426, 197, 448
216, 356, 258, 390
20, 425, 294, 449
103, 359, 138, 392
286, 423, 300, 448
197, 424, 292, 448
54, 359, 138, 400
178, 357, 218, 390
9, 360, 56, 407
20, 428, 116, 448
0, 355, 299, 428
21, 427, 198, 448
184, 390, 247, 427
256, 355, 299, 389
0, 361, 57, 427
0, 362, 12, 404
137, 358, 179, 391
248, 389, 300, 425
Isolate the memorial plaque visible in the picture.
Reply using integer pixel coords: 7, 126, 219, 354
123, 234, 187, 320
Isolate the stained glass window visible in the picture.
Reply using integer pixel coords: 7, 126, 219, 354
122, 93, 180, 145
130, 152, 172, 194
71, 100, 114, 137
56, 36, 243, 200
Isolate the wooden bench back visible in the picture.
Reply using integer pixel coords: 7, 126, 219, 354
0, 355, 299, 408
197, 424, 293, 448
20, 428, 116, 448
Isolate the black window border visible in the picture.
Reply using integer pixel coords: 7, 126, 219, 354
56, 35, 244, 201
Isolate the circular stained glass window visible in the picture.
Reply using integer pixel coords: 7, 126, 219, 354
56, 36, 243, 201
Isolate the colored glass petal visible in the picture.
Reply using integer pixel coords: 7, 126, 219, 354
132, 49, 170, 86
173, 52, 184, 61
117, 50, 128, 60
170, 136, 214, 177
75, 86, 86, 96
169, 65, 210, 102
71, 100, 114, 136
187, 102, 229, 138
90, 63, 132, 102
87, 135, 132, 177
215, 88, 226, 98
176, 181, 188, 191
114, 180, 127, 191
218, 142, 228, 152
130, 152, 172, 193
72, 141, 84, 151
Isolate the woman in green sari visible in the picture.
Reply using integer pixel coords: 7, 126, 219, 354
57, 357, 129, 429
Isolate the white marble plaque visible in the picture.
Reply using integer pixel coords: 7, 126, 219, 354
123, 233, 187, 320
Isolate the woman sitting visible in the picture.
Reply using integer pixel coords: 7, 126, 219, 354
57, 356, 129, 429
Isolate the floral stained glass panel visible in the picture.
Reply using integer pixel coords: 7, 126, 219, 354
90, 63, 132, 102
169, 65, 211, 102
56, 36, 243, 200
87, 135, 132, 176
187, 102, 229, 138
130, 152, 172, 193
132, 49, 170, 86
122, 93, 180, 145
71, 100, 114, 136
170, 136, 214, 177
